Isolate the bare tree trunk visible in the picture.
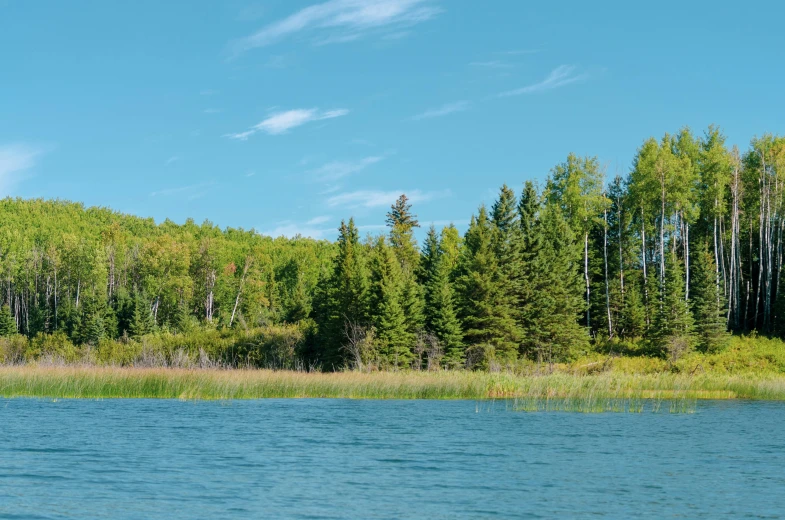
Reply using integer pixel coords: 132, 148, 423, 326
603, 207, 612, 337
230, 257, 252, 328
685, 221, 690, 300
585, 231, 590, 328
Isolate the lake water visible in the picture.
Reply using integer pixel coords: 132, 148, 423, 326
1, 399, 784, 519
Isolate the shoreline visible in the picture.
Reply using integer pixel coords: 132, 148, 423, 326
1, 366, 784, 401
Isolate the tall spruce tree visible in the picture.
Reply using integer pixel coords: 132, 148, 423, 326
522, 204, 588, 363
368, 237, 410, 366
129, 293, 155, 338
619, 278, 646, 339
491, 184, 525, 342
421, 226, 464, 366
455, 206, 519, 363
317, 218, 370, 367
691, 243, 728, 352
0, 305, 17, 337
386, 194, 420, 274
651, 250, 695, 358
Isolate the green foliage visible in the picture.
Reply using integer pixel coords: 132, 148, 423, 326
421, 226, 464, 366
651, 251, 695, 358
368, 237, 411, 366
455, 206, 520, 363
691, 243, 729, 352
521, 204, 588, 362
0, 305, 17, 337
2, 125, 785, 371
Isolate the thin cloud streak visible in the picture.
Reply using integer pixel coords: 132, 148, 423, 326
149, 181, 216, 198
327, 188, 449, 208
0, 144, 44, 194
412, 101, 469, 121
230, 0, 441, 54
226, 108, 349, 140
498, 65, 588, 97
310, 156, 383, 181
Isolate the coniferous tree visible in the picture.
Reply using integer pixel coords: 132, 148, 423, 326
174, 301, 193, 334
386, 194, 420, 274
368, 237, 410, 366
129, 293, 155, 338
0, 305, 17, 337
83, 311, 106, 345
523, 204, 588, 363
316, 218, 370, 367
421, 226, 463, 366
651, 251, 695, 358
455, 206, 519, 364
691, 243, 728, 352
491, 184, 525, 344
619, 278, 646, 340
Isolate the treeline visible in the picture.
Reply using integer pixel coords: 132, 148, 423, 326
1, 126, 784, 369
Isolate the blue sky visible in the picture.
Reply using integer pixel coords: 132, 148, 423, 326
2, 0, 784, 240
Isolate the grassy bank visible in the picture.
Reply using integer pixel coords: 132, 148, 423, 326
1, 366, 785, 402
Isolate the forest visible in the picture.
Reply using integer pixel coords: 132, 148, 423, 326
1, 126, 784, 372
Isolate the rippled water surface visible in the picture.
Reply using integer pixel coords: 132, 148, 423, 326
1, 399, 784, 519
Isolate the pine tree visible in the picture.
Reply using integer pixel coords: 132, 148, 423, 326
174, 301, 193, 334
421, 226, 463, 367
619, 278, 646, 339
368, 237, 410, 366
522, 204, 588, 363
0, 305, 17, 337
386, 194, 420, 273
651, 250, 695, 358
455, 206, 519, 363
400, 274, 424, 338
491, 184, 525, 337
83, 311, 106, 345
691, 244, 728, 352
313, 218, 371, 367
129, 293, 155, 338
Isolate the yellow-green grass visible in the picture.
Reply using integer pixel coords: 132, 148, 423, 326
1, 366, 785, 403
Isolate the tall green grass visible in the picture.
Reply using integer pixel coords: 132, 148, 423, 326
1, 366, 785, 402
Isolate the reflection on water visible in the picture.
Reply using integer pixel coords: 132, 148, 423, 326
1, 399, 784, 518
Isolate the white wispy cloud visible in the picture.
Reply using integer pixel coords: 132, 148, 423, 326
226, 108, 349, 140
230, 0, 441, 54
307, 215, 332, 225
261, 220, 333, 239
150, 181, 216, 200
469, 60, 513, 69
165, 156, 179, 165
499, 65, 588, 97
200, 89, 217, 96
0, 144, 43, 195
327, 188, 449, 208
310, 156, 383, 181
203, 108, 221, 114
411, 100, 469, 121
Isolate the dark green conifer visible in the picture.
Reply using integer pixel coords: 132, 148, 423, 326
0, 305, 17, 337
455, 206, 519, 363
619, 278, 646, 339
421, 226, 464, 367
386, 194, 420, 273
691, 244, 728, 352
368, 237, 410, 366
651, 251, 695, 358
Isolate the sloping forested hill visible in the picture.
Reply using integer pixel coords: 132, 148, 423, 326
0, 197, 336, 353
2, 126, 785, 372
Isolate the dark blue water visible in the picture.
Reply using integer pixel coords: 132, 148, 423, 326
1, 399, 784, 519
